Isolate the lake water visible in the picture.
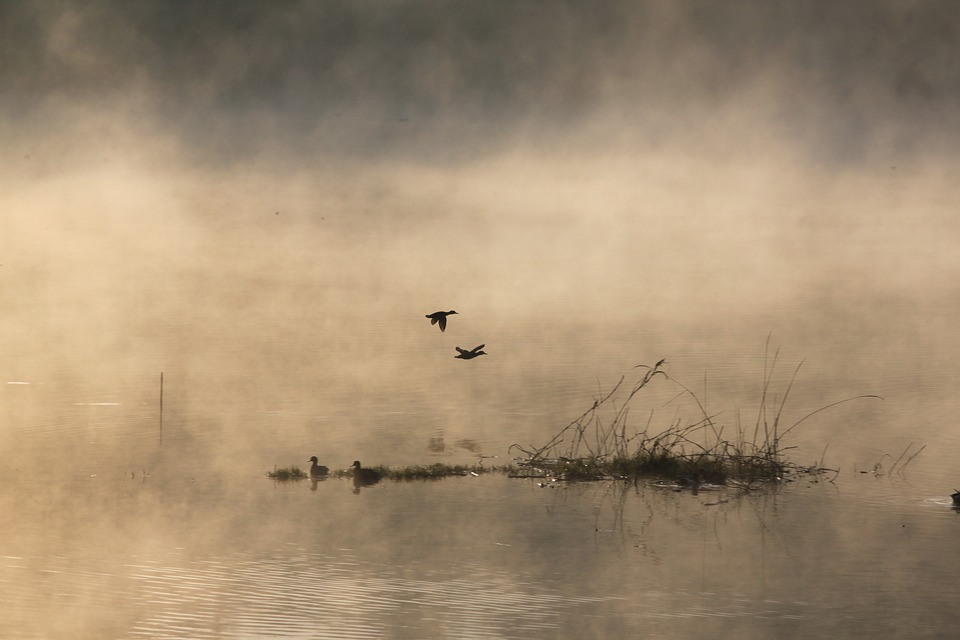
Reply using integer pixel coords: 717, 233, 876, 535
2, 361, 960, 639
2, 454, 959, 639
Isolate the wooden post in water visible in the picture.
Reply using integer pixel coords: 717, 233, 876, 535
159, 372, 164, 445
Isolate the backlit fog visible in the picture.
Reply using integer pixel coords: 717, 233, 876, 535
3, 0, 960, 477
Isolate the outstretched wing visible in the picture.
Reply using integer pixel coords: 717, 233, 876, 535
438, 316, 447, 332
473, 344, 485, 352
455, 347, 467, 355
429, 315, 439, 325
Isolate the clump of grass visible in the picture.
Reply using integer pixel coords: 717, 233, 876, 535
511, 342, 882, 486
326, 462, 516, 481
386, 463, 517, 480
330, 464, 392, 480
267, 465, 307, 481
390, 463, 473, 480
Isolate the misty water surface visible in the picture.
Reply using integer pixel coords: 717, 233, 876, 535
2, 447, 960, 639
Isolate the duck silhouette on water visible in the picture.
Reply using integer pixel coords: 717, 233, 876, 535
425, 310, 457, 332
308, 456, 329, 479
675, 474, 701, 496
351, 461, 382, 487
455, 344, 486, 360
952, 490, 960, 506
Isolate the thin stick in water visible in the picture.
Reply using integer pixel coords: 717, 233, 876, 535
159, 372, 164, 445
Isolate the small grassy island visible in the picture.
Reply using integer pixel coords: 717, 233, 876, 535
507, 350, 884, 488
271, 346, 889, 488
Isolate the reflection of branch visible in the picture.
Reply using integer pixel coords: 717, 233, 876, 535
876, 442, 926, 478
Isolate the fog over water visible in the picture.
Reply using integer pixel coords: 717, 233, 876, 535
4, 2, 960, 467
2, 2, 960, 636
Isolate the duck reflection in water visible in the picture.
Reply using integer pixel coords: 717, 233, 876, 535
350, 460, 382, 488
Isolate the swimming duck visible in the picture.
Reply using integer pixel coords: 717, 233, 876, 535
308, 456, 329, 478
952, 490, 960, 505
455, 344, 486, 360
677, 474, 701, 493
351, 460, 382, 486
425, 310, 458, 332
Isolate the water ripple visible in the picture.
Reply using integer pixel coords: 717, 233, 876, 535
123, 549, 612, 639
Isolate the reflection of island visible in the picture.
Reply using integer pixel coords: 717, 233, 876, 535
455, 438, 482, 454
428, 436, 445, 453
426, 435, 483, 456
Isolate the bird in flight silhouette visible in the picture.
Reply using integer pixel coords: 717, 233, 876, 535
455, 344, 486, 360
425, 310, 458, 332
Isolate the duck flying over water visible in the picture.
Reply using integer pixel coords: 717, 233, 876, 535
425, 310, 457, 332
455, 344, 486, 360
308, 456, 329, 478
351, 460, 382, 486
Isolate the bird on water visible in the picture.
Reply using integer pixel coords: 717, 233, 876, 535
455, 344, 486, 360
308, 456, 329, 478
425, 310, 458, 332
952, 490, 960, 506
351, 460, 382, 486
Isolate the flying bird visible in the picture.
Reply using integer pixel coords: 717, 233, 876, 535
425, 310, 458, 332
455, 344, 486, 360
